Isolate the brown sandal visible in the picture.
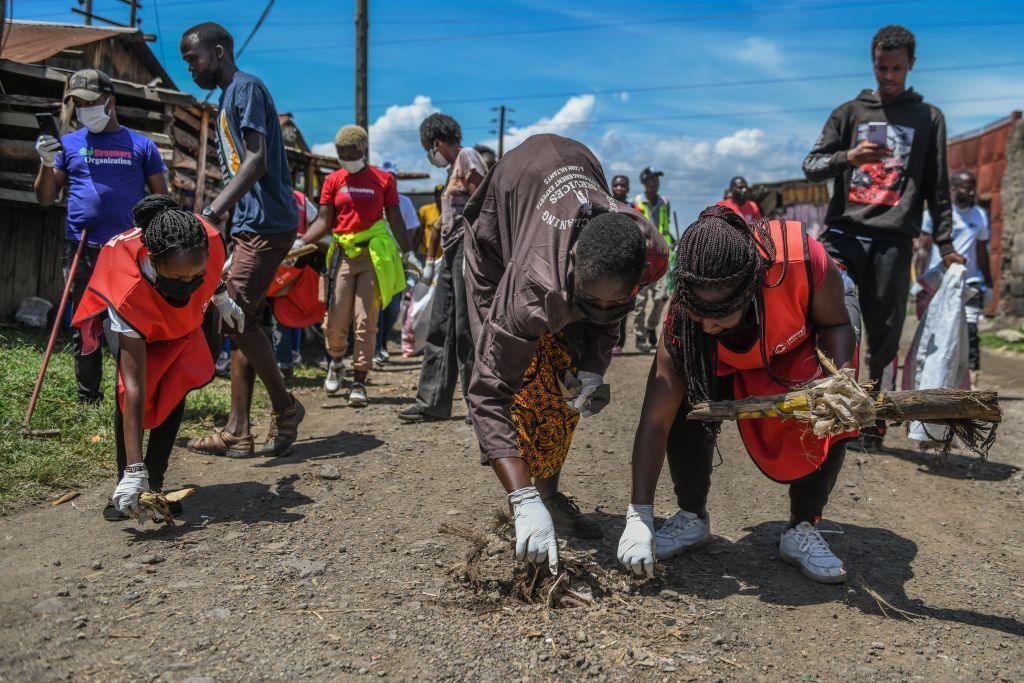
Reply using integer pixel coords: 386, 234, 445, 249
257, 396, 305, 457
186, 429, 254, 459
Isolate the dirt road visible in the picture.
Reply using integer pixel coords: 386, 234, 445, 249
1, 338, 1022, 681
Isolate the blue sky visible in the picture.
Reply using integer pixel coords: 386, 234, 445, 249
17, 0, 1024, 219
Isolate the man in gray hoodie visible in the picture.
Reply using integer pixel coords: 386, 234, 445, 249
803, 24, 964, 450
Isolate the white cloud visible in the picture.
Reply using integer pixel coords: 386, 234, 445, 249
592, 127, 806, 221
309, 95, 446, 189
368, 95, 439, 167
617, 91, 630, 103
732, 37, 783, 71
713, 128, 765, 157
498, 94, 596, 150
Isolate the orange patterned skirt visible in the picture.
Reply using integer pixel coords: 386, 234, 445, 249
510, 333, 580, 479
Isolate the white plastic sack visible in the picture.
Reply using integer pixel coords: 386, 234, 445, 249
401, 279, 436, 357
902, 263, 970, 442
15, 297, 52, 328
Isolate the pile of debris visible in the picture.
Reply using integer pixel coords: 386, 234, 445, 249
440, 510, 647, 609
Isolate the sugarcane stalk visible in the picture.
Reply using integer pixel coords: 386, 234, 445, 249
688, 389, 1001, 424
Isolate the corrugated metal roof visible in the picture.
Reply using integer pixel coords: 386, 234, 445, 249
1, 19, 176, 91
0, 20, 131, 64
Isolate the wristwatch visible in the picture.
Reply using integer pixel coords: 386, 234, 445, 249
201, 206, 218, 222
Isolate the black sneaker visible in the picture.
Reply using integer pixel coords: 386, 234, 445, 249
103, 500, 127, 522
647, 329, 657, 349
545, 492, 603, 539
398, 405, 444, 423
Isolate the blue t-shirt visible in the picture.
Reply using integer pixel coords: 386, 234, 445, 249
54, 126, 166, 245
217, 71, 296, 235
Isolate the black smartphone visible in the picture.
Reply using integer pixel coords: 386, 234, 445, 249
35, 112, 60, 138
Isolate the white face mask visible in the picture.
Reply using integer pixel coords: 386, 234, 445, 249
427, 147, 448, 168
339, 158, 365, 173
76, 101, 111, 134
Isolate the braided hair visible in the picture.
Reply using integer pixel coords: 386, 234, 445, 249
133, 195, 208, 262
663, 205, 791, 420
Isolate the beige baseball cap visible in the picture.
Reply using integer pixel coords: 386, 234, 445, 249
63, 69, 115, 104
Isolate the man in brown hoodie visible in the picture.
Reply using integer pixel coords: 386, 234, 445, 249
462, 134, 668, 574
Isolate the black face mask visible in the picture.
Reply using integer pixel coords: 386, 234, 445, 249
154, 273, 204, 308
573, 295, 636, 325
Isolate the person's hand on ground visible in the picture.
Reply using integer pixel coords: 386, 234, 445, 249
942, 252, 967, 268
212, 292, 245, 333
846, 140, 889, 166
35, 135, 61, 167
508, 487, 559, 575
112, 467, 149, 517
617, 504, 656, 577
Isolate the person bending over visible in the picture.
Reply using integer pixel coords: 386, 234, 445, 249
618, 206, 863, 584
462, 134, 668, 573
72, 196, 242, 521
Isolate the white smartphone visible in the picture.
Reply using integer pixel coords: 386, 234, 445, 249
866, 122, 888, 146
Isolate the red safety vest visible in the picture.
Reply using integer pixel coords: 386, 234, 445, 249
716, 220, 857, 482
72, 217, 225, 429
267, 191, 326, 327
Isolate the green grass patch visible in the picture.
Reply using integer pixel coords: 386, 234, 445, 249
0, 325, 264, 511
980, 333, 1024, 354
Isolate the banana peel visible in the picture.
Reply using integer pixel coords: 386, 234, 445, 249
134, 488, 195, 526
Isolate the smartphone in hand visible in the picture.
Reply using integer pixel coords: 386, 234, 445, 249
35, 113, 60, 139
866, 122, 888, 147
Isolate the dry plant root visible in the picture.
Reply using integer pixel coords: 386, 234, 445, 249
687, 349, 1001, 458
439, 510, 635, 609
134, 488, 195, 526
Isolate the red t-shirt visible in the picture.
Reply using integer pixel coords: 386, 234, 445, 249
716, 198, 763, 225
319, 165, 398, 235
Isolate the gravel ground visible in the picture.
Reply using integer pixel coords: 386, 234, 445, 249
1, 328, 1022, 681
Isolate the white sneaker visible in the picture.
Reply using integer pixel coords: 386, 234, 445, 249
779, 521, 847, 584
348, 382, 368, 408
654, 509, 711, 559
324, 359, 344, 395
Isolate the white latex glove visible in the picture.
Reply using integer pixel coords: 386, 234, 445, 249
508, 486, 559, 575
404, 251, 423, 274
112, 467, 149, 517
420, 259, 438, 284
36, 135, 61, 167
559, 370, 604, 416
617, 504, 656, 578
212, 291, 246, 333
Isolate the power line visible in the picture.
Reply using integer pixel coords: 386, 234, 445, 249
355, 95, 1024, 138
290, 60, 1024, 114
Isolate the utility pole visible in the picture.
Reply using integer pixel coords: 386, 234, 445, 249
73, 0, 144, 29
355, 0, 369, 138
489, 105, 515, 159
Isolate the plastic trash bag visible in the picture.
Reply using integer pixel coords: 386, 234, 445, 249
401, 279, 436, 357
902, 263, 970, 442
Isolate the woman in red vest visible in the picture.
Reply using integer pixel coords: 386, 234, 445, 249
617, 205, 866, 583
73, 195, 242, 522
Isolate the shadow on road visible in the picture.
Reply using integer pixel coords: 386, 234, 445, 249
121, 473, 311, 541
257, 429, 385, 466
882, 446, 1019, 481
654, 521, 1023, 637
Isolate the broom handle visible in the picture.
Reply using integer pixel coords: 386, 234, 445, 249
21, 232, 88, 430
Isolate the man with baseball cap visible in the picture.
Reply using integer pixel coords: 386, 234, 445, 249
34, 68, 169, 403
632, 167, 673, 352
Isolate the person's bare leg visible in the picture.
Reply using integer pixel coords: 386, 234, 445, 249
225, 327, 292, 437
535, 471, 560, 499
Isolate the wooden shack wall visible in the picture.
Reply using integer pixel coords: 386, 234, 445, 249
40, 38, 161, 86
0, 203, 65, 319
